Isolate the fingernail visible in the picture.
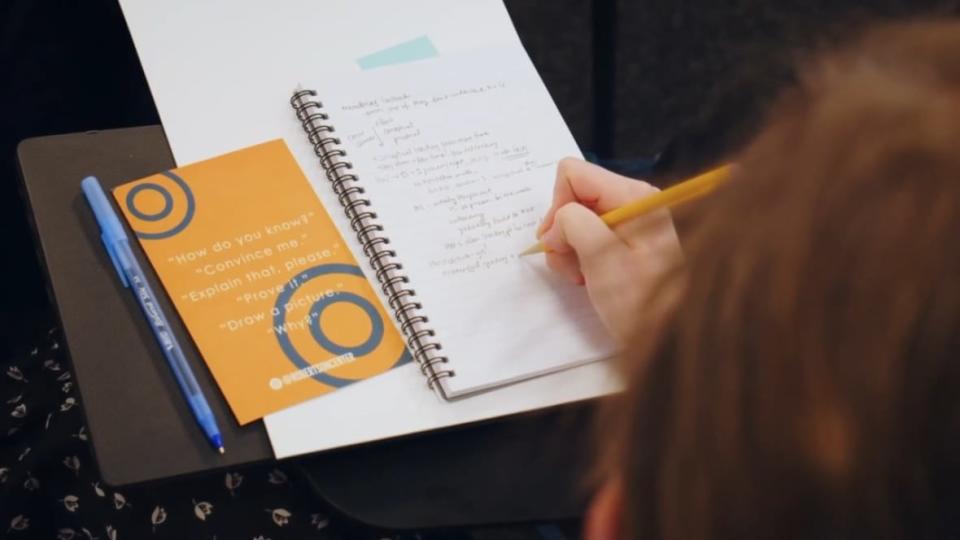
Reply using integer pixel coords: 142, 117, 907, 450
535, 218, 550, 239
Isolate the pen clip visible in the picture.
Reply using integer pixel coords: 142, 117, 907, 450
101, 233, 129, 288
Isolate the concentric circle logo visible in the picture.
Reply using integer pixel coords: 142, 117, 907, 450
273, 263, 409, 388
307, 292, 385, 357
123, 171, 196, 239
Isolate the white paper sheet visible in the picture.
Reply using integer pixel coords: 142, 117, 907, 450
118, 0, 619, 458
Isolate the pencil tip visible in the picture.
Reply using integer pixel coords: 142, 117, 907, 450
218, 447, 225, 455
519, 243, 543, 257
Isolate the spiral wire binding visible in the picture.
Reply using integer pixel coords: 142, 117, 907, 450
290, 89, 455, 395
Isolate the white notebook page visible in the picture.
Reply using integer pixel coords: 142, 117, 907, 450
314, 48, 616, 395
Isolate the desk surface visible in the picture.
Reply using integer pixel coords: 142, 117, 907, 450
17, 127, 275, 485
17, 126, 594, 529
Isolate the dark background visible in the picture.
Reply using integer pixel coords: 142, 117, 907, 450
3, 0, 960, 352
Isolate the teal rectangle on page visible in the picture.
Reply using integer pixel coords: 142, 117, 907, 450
356, 35, 439, 70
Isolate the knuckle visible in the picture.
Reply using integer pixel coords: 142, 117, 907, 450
558, 156, 580, 171
555, 202, 582, 221
633, 179, 659, 194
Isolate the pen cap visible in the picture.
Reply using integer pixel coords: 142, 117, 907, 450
81, 176, 128, 242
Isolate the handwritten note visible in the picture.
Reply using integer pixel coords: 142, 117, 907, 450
315, 49, 615, 394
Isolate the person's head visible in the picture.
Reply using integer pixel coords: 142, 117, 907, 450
589, 19, 960, 540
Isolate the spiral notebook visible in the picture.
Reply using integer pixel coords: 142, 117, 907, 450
286, 47, 616, 400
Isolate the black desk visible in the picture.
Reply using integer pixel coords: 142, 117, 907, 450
16, 126, 595, 530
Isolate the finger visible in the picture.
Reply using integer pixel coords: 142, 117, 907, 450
537, 157, 657, 237
545, 251, 585, 285
542, 203, 628, 279
614, 207, 678, 252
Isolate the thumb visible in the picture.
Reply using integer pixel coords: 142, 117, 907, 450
542, 202, 625, 263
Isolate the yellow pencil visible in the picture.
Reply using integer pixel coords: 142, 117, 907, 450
519, 163, 734, 256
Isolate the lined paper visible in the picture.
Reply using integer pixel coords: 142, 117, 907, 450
318, 48, 616, 395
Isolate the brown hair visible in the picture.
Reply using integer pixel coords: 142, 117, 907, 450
605, 19, 960, 540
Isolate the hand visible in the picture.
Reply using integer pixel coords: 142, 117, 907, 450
537, 158, 683, 342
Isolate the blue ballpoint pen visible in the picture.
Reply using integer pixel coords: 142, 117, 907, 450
81, 176, 225, 454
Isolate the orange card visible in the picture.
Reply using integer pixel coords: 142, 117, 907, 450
113, 139, 409, 424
